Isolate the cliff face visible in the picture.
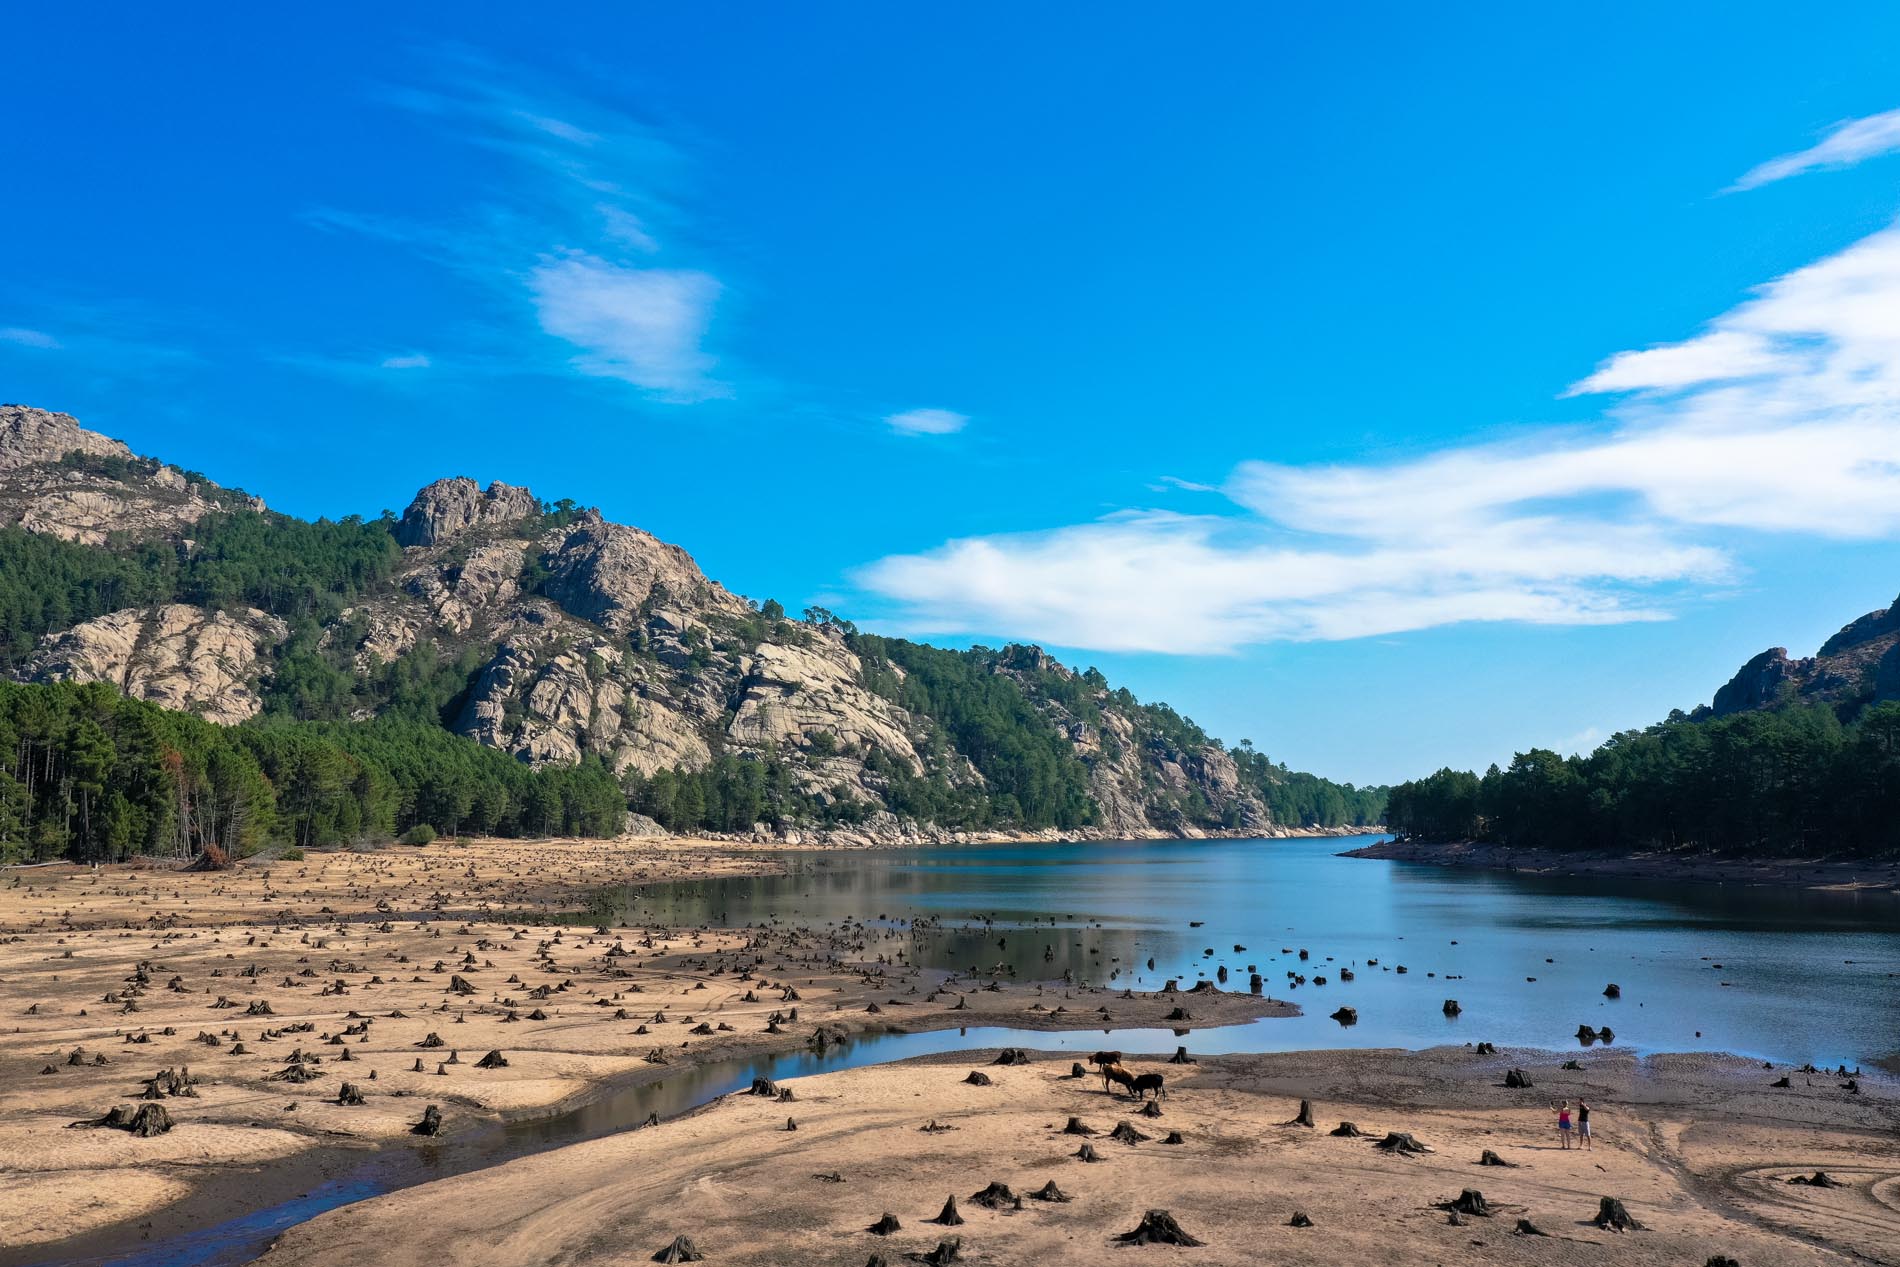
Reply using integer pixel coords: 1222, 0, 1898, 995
1710, 593, 1900, 717
0, 405, 1340, 838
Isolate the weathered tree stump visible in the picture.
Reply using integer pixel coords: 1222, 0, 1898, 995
1592, 1197, 1643, 1231
1115, 1209, 1205, 1246
475, 1049, 508, 1069
1443, 1189, 1495, 1217
1603, 983, 1621, 998
1514, 1217, 1548, 1236
1373, 1131, 1433, 1155
914, 1237, 961, 1266
337, 1081, 366, 1105
970, 1181, 1018, 1209
749, 1077, 779, 1097
1285, 1098, 1316, 1127
449, 974, 476, 995
930, 1194, 964, 1225
1063, 1116, 1096, 1135
1330, 1121, 1365, 1137
1770, 1075, 1792, 1087
412, 1104, 444, 1136
1330, 1006, 1358, 1025
1442, 999, 1461, 1016
1031, 1180, 1072, 1202
1162, 1130, 1185, 1144
1167, 1046, 1194, 1064
1110, 1120, 1151, 1144
1138, 1099, 1163, 1118
1787, 1171, 1844, 1187
991, 1048, 1030, 1065
1070, 1062, 1088, 1078
652, 1234, 704, 1263
1504, 1068, 1534, 1088
1287, 1211, 1314, 1227
867, 1213, 902, 1235
963, 1071, 992, 1086
1074, 1142, 1103, 1161
1477, 1149, 1517, 1167
417, 1032, 445, 1048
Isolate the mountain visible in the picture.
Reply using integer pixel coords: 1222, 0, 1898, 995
0, 404, 1383, 847
1709, 593, 1900, 718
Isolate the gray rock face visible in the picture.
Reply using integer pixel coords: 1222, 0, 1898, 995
27, 604, 288, 724
1711, 591, 1900, 716
538, 513, 747, 632
0, 404, 133, 470
394, 478, 540, 547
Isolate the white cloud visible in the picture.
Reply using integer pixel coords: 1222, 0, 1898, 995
885, 408, 968, 436
1730, 106, 1900, 191
0, 326, 60, 349
380, 352, 432, 370
528, 252, 722, 399
856, 220, 1900, 653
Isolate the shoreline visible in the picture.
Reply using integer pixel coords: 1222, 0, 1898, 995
1340, 837, 1900, 893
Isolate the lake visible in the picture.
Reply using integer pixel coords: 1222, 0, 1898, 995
596, 833, 1900, 1069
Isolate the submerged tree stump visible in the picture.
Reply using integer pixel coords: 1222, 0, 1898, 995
1330, 1007, 1358, 1025
1442, 999, 1461, 1016
1592, 1197, 1644, 1232
1115, 1210, 1205, 1246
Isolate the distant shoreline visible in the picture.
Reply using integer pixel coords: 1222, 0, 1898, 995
1340, 837, 1900, 893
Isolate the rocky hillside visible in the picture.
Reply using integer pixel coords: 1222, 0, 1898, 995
0, 404, 1383, 842
1709, 592, 1900, 718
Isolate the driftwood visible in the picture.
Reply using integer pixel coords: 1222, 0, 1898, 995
1115, 1209, 1204, 1246
1592, 1197, 1643, 1231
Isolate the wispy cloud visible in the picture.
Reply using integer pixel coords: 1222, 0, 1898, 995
885, 407, 969, 436
380, 352, 432, 370
857, 220, 1900, 653
309, 53, 724, 402
1729, 106, 1900, 191
0, 326, 60, 350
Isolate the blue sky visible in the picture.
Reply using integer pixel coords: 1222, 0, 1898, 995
6, 5, 1900, 785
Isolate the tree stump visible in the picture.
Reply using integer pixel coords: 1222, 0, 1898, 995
1110, 1120, 1151, 1144
1138, 1099, 1163, 1118
1287, 1212, 1314, 1227
1603, 983, 1621, 998
1074, 1142, 1103, 1162
412, 1104, 444, 1136
1592, 1197, 1643, 1231
1444, 1189, 1494, 1217
1474, 1042, 1497, 1055
963, 1071, 992, 1086
916, 1237, 961, 1266
475, 1050, 508, 1069
1031, 1180, 1072, 1202
867, 1213, 902, 1235
1330, 1007, 1358, 1025
749, 1077, 779, 1097
652, 1235, 704, 1263
970, 1181, 1017, 1209
1330, 1121, 1365, 1137
1787, 1171, 1844, 1187
337, 1081, 366, 1106
1285, 1098, 1316, 1127
1070, 1062, 1088, 1079
1442, 999, 1461, 1016
1063, 1116, 1096, 1135
1514, 1217, 1548, 1236
1373, 1131, 1433, 1155
1770, 1075, 1792, 1088
1163, 1130, 1185, 1144
1168, 1046, 1194, 1064
1503, 1068, 1534, 1088
1115, 1210, 1205, 1246
991, 1048, 1030, 1065
1477, 1149, 1516, 1167
930, 1194, 964, 1225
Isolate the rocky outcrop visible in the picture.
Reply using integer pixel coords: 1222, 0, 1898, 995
538, 513, 748, 633
393, 478, 540, 547
1711, 591, 1900, 716
727, 637, 924, 774
27, 604, 287, 724
0, 404, 132, 470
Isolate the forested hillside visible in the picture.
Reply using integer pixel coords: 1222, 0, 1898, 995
0, 404, 1382, 861
1386, 595, 1900, 855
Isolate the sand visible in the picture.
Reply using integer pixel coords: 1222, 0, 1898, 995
261, 1046, 1900, 1267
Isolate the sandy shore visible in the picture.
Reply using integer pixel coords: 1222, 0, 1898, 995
263, 1044, 1900, 1267
0, 838, 1287, 1259
1342, 838, 1900, 893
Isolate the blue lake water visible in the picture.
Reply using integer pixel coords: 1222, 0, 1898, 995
606, 834, 1900, 1069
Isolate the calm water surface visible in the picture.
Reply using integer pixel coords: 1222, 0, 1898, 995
602, 834, 1900, 1068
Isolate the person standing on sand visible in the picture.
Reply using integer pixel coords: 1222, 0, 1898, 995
1576, 1099, 1592, 1149
1555, 1101, 1573, 1149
